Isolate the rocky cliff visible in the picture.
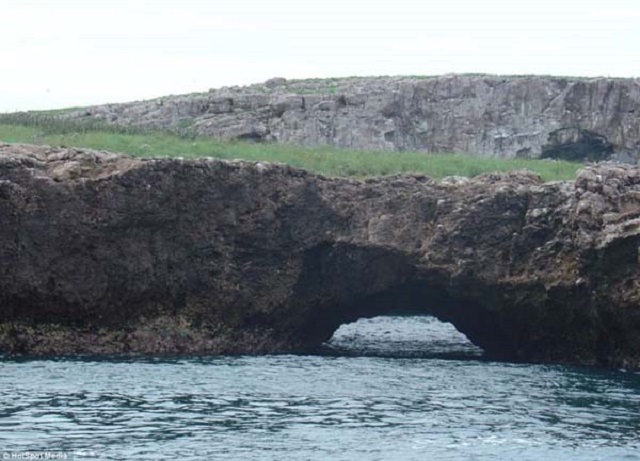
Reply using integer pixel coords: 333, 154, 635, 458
1, 143, 640, 368
65, 75, 640, 162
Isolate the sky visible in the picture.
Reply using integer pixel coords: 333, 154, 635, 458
2, 0, 639, 112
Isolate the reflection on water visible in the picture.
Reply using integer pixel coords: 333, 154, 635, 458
0, 317, 639, 461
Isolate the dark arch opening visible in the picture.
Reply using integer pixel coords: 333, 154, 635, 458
290, 280, 518, 362
258, 242, 523, 362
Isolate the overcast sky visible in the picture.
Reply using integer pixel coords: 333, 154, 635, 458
2, 0, 639, 112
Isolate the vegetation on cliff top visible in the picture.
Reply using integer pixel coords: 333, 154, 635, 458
0, 113, 580, 181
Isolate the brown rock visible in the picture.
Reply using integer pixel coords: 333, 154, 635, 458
1, 143, 639, 369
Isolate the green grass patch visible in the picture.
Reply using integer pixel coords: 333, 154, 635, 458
0, 115, 581, 181
0, 112, 150, 136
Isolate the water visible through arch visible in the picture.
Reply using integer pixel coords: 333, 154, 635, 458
320, 315, 484, 360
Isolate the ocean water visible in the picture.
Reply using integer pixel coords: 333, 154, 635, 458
1, 316, 639, 461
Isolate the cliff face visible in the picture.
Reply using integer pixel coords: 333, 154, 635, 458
1, 144, 640, 368
66, 75, 640, 162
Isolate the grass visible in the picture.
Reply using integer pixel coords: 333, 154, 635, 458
0, 113, 581, 181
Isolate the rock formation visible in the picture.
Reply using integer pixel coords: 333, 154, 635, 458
1, 143, 640, 369
64, 75, 640, 162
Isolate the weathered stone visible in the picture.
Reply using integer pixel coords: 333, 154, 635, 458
264, 77, 287, 88
1, 143, 640, 369
61, 75, 640, 162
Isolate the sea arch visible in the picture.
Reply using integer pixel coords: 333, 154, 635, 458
269, 242, 521, 361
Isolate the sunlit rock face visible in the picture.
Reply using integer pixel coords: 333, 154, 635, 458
1, 143, 639, 369
64, 75, 640, 162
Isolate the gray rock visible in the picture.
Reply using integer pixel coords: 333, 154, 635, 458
63, 75, 640, 161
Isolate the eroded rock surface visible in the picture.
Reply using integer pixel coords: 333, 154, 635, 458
64, 75, 640, 162
1, 143, 639, 368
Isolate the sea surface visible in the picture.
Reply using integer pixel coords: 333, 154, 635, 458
1, 316, 639, 460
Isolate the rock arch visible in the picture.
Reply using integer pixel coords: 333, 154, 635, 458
270, 243, 512, 360
0, 145, 639, 369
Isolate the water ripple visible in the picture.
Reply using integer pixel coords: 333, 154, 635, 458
0, 317, 639, 460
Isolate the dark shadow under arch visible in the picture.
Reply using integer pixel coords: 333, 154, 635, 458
293, 280, 517, 361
